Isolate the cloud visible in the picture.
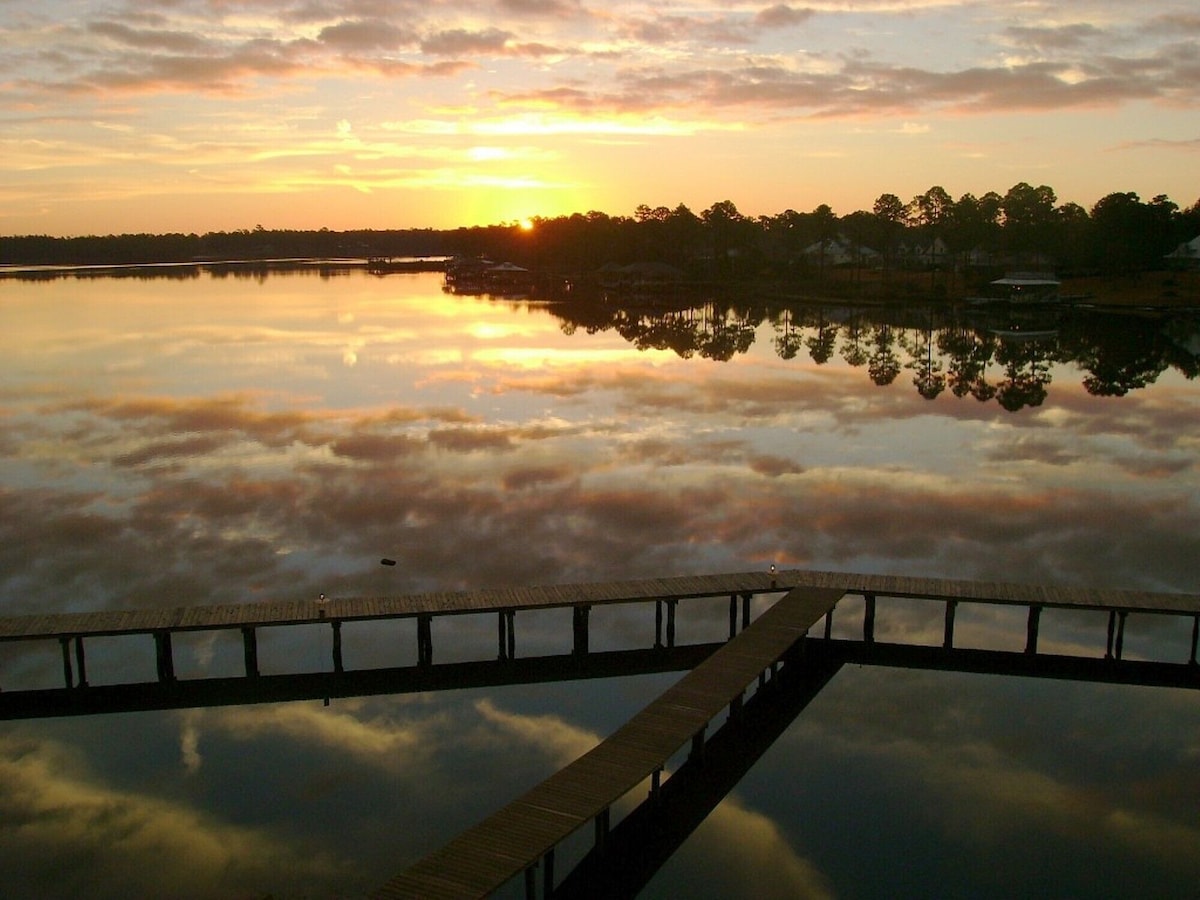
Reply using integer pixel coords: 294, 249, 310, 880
770, 667, 1200, 893
501, 463, 575, 490
498, 0, 587, 16
1002, 23, 1106, 53
112, 433, 237, 468
420, 27, 514, 57
1114, 136, 1200, 153
428, 425, 516, 452
331, 432, 423, 461
318, 18, 416, 51
203, 701, 430, 767
0, 733, 347, 900
474, 697, 601, 766
981, 434, 1080, 467
87, 21, 213, 55
180, 712, 204, 775
755, 5, 818, 29
673, 793, 836, 899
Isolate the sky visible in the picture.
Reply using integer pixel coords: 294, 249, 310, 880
2, 0, 1199, 236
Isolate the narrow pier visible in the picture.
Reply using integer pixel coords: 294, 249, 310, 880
371, 585, 844, 900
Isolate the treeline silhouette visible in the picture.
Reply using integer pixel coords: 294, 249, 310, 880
3, 183, 1198, 279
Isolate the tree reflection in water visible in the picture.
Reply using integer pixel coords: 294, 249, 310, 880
543, 290, 1199, 411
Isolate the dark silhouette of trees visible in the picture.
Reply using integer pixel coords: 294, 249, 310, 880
872, 193, 908, 278
4, 183, 1198, 288
1088, 192, 1179, 275
1000, 183, 1058, 263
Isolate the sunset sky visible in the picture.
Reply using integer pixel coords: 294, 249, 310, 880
3, 0, 1198, 236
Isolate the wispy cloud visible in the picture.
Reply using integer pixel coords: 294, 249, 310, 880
0, 733, 347, 899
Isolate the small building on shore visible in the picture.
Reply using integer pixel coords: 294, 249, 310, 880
990, 272, 1061, 302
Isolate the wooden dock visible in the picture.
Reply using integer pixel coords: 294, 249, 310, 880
370, 585, 845, 900
0, 572, 779, 641
2, 569, 1197, 696
2, 569, 1196, 643
1, 568, 1197, 889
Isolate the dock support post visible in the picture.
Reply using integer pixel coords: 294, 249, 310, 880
417, 615, 433, 667
332, 620, 343, 673
863, 594, 876, 644
1025, 605, 1042, 655
60, 637, 73, 688
543, 848, 555, 898
823, 606, 833, 640
572, 605, 590, 656
666, 599, 677, 648
943, 600, 957, 649
654, 601, 663, 649
727, 593, 752, 636
1106, 610, 1128, 660
498, 610, 515, 660
690, 725, 706, 763
74, 636, 88, 688
594, 808, 610, 854
1190, 615, 1198, 666
650, 767, 662, 802
242, 627, 259, 677
524, 865, 536, 900
154, 631, 175, 682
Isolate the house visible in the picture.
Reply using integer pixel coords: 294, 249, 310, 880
1166, 236, 1200, 268
802, 237, 879, 268
908, 237, 950, 268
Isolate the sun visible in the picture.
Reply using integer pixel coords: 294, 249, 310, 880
518, 217, 535, 232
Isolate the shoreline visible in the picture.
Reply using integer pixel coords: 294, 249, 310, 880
2, 256, 1197, 309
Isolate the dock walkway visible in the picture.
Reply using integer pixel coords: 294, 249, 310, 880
2, 569, 1196, 644
370, 585, 844, 900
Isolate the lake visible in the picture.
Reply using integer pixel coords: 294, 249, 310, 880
1, 267, 1198, 898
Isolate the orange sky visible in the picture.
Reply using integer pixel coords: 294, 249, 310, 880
3, 1, 1198, 236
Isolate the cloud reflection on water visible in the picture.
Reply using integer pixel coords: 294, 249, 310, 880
1, 270, 1198, 897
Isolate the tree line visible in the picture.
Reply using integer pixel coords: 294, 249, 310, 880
3, 184, 1198, 279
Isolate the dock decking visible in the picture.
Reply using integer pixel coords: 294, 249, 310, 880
2, 569, 1196, 643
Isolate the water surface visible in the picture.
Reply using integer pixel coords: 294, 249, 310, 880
1, 269, 1197, 898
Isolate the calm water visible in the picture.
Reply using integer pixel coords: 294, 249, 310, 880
1, 268, 1198, 898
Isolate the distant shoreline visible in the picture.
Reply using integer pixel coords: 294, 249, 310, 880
2, 255, 1196, 310
0, 255, 451, 277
